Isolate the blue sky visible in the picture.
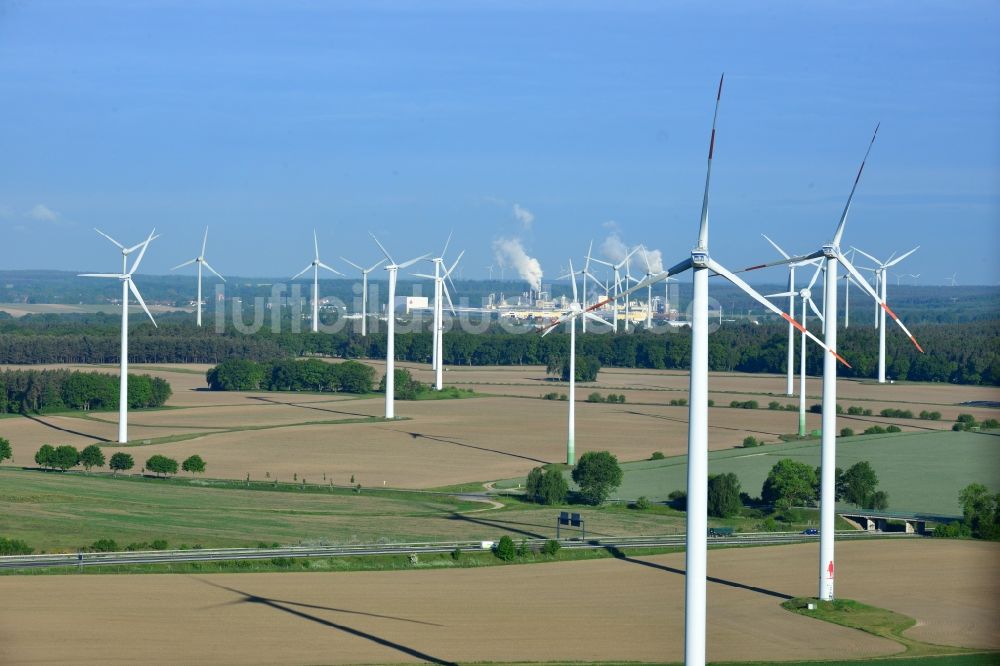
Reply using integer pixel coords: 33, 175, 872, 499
1, 1, 997, 286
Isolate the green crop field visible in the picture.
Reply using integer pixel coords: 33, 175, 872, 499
0, 468, 693, 552
499, 430, 1000, 515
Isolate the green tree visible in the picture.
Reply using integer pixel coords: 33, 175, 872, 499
708, 472, 742, 518
34, 444, 55, 469
494, 535, 516, 561
109, 452, 134, 476
206, 358, 265, 391
958, 483, 998, 539
868, 490, 890, 511
761, 459, 817, 507
182, 454, 206, 476
571, 451, 623, 505
146, 454, 179, 477
537, 469, 569, 505
841, 461, 879, 508
51, 445, 80, 471
0, 537, 32, 555
0, 437, 11, 464
79, 444, 106, 472
525, 467, 544, 501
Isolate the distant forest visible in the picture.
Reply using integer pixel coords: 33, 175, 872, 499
2, 270, 998, 324
0, 313, 996, 386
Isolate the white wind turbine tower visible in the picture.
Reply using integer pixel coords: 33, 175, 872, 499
371, 233, 428, 418
80, 229, 158, 443
944, 273, 957, 286
767, 260, 824, 436
851, 245, 919, 384
171, 227, 225, 327
341, 256, 386, 337
761, 234, 799, 396
749, 125, 923, 603
590, 246, 638, 333
415, 247, 464, 391
292, 230, 343, 333
584, 75, 843, 665
540, 258, 611, 464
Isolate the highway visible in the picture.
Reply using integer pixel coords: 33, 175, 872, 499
0, 530, 920, 571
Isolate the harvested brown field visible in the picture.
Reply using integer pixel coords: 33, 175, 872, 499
2, 363, 996, 488
1, 539, 994, 665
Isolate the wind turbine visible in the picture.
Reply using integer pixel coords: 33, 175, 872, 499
171, 227, 224, 327
582, 75, 844, 665
485, 264, 494, 281
767, 260, 824, 436
748, 126, 923, 603
371, 234, 428, 418
415, 245, 465, 391
79, 229, 158, 443
292, 230, 343, 333
340, 256, 386, 337
590, 246, 638, 333
539, 259, 611, 464
944, 273, 957, 286
851, 245, 919, 384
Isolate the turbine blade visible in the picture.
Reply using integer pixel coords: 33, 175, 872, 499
832, 124, 879, 247
584, 312, 612, 327
442, 282, 456, 316
94, 228, 125, 249
697, 73, 724, 249
340, 257, 364, 272
125, 233, 160, 255
761, 234, 790, 259
313, 229, 320, 260
128, 279, 157, 328
291, 264, 312, 280
202, 260, 226, 281
765, 291, 797, 298
398, 254, 430, 270
589, 257, 614, 269
78, 273, 125, 278
441, 230, 453, 258
445, 249, 464, 277
836, 251, 923, 352
127, 229, 156, 275
707, 257, 850, 368
201, 226, 209, 257
850, 246, 882, 266
318, 261, 344, 276
366, 258, 386, 273
587, 257, 693, 313
884, 246, 919, 268
736, 250, 825, 274
584, 239, 594, 272
807, 261, 824, 290
568, 258, 578, 302
807, 297, 825, 323
369, 233, 394, 265
411, 273, 436, 280
539, 312, 572, 337
171, 258, 197, 271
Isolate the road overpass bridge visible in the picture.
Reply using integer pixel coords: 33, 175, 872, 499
840, 510, 961, 535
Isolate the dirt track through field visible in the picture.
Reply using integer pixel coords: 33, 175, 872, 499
1, 539, 996, 665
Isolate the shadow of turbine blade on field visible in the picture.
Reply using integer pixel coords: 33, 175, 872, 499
605, 547, 794, 600
384, 427, 551, 464
193, 579, 457, 665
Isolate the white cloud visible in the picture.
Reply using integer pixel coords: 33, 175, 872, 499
601, 232, 629, 263
512, 203, 535, 230
602, 219, 620, 231
27, 204, 59, 222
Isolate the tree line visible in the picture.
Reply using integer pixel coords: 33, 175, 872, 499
206, 358, 376, 393
0, 317, 995, 386
0, 369, 171, 414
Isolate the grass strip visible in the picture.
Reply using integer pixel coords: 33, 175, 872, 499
783, 597, 981, 658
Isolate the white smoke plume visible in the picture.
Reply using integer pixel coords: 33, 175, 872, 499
601, 232, 629, 263
512, 203, 535, 229
640, 247, 664, 273
493, 237, 543, 292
